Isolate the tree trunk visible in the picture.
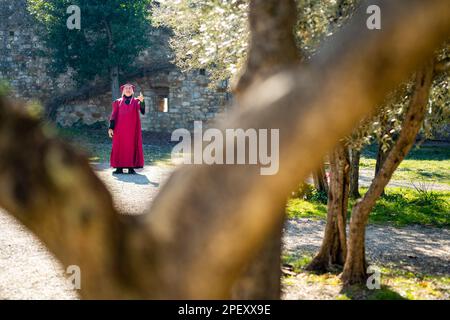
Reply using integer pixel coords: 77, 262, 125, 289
231, 218, 284, 299
110, 66, 120, 101
103, 19, 121, 101
313, 160, 329, 194
341, 59, 435, 285
307, 143, 350, 272
231, 0, 301, 300
349, 148, 361, 199
374, 141, 390, 196
232, 0, 300, 99
0, 1, 448, 299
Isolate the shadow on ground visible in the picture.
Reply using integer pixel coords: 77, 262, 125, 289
111, 173, 157, 186
340, 284, 407, 300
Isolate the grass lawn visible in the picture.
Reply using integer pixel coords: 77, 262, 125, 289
286, 187, 450, 227
360, 143, 450, 186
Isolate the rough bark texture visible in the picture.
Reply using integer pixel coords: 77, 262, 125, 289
349, 148, 361, 199
313, 160, 329, 194
307, 143, 350, 272
0, 0, 448, 299
231, 0, 301, 299
103, 19, 121, 102
110, 66, 120, 101
231, 219, 284, 299
341, 59, 436, 285
232, 0, 301, 99
374, 140, 391, 196
0, 103, 132, 298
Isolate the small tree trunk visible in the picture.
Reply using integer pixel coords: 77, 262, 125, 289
374, 142, 390, 196
306, 143, 350, 272
313, 160, 329, 194
342, 59, 435, 285
349, 148, 361, 199
110, 66, 120, 101
339, 200, 369, 283
103, 19, 121, 101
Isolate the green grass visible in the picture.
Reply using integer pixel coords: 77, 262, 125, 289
282, 253, 314, 273
56, 125, 175, 166
360, 143, 450, 186
286, 198, 328, 220
286, 187, 450, 227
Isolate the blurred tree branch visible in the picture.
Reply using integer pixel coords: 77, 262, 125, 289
0, 0, 449, 299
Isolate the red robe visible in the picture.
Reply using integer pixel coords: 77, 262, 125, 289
110, 97, 144, 168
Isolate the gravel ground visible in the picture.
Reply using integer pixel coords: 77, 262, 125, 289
283, 219, 450, 276
94, 163, 173, 215
0, 164, 448, 299
282, 219, 450, 300
0, 211, 78, 299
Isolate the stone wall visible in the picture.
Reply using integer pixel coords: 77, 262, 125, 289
0, 0, 75, 100
56, 69, 232, 132
1, 0, 232, 133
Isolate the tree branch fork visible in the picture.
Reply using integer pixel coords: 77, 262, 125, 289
0, 0, 449, 298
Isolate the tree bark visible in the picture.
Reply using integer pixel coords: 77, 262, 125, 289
231, 0, 301, 300
313, 159, 329, 194
110, 66, 121, 101
374, 139, 391, 196
307, 143, 350, 272
349, 148, 361, 199
0, 0, 448, 299
341, 59, 436, 285
232, 0, 300, 99
103, 19, 121, 101
231, 218, 284, 299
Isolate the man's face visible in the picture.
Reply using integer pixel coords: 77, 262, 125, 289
123, 85, 134, 96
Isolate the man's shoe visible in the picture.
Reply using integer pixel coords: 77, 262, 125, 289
113, 168, 124, 174
128, 168, 136, 174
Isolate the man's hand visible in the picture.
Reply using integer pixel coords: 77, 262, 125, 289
108, 128, 114, 138
137, 92, 145, 103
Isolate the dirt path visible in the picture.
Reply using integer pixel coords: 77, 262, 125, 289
283, 218, 450, 276
282, 219, 450, 300
94, 163, 173, 215
0, 164, 448, 299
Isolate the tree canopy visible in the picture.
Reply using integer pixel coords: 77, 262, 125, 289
153, 0, 358, 85
154, 0, 448, 140
28, 0, 153, 99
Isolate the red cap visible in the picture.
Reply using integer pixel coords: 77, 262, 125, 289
120, 83, 136, 92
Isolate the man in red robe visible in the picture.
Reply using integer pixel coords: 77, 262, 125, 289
108, 83, 145, 174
